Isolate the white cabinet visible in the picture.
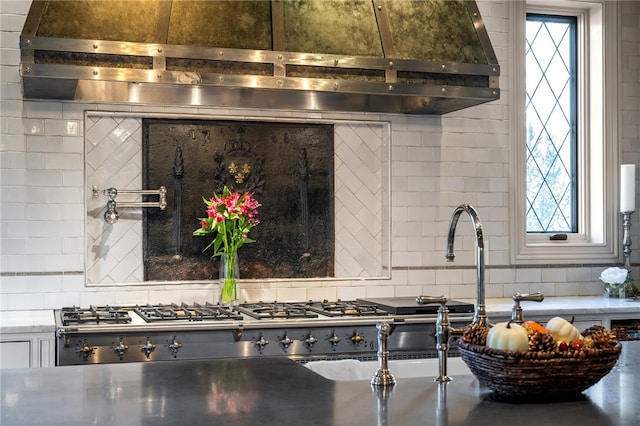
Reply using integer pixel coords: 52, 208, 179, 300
0, 311, 55, 369
0, 333, 53, 369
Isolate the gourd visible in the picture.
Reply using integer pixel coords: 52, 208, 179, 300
486, 321, 529, 352
545, 316, 582, 343
523, 320, 547, 335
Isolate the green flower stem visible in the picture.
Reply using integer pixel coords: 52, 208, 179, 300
220, 251, 238, 304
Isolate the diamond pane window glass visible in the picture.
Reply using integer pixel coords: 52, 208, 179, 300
526, 14, 577, 233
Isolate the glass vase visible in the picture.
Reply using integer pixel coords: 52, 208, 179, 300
603, 282, 625, 299
219, 252, 240, 305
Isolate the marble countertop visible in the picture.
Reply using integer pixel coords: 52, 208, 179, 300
0, 310, 55, 334
483, 295, 640, 319
2, 341, 638, 426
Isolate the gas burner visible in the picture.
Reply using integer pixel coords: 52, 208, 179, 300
60, 305, 133, 326
134, 302, 243, 322
304, 300, 389, 317
235, 301, 319, 320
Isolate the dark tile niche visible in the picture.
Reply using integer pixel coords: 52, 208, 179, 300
143, 119, 334, 281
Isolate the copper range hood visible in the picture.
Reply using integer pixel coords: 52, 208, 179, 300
20, 0, 500, 115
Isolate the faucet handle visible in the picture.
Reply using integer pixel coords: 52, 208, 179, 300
511, 292, 544, 324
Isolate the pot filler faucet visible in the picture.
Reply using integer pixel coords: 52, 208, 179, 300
414, 204, 490, 382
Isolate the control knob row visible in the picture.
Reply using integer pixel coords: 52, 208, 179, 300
254, 330, 367, 352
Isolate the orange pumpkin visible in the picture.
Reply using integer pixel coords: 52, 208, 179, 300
523, 320, 548, 335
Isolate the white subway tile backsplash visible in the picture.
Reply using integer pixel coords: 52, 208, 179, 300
26, 169, 64, 186
555, 282, 582, 297
391, 130, 422, 147
503, 282, 531, 296
24, 152, 44, 169
0, 134, 25, 151
0, 1, 30, 15
26, 135, 63, 153
113, 290, 150, 306
1, 237, 25, 255
435, 269, 464, 286
530, 282, 556, 297
26, 237, 63, 255
21, 118, 44, 135
0, 99, 21, 116
62, 170, 84, 188
0, 65, 20, 84
61, 137, 84, 154
96, 104, 132, 113
448, 283, 476, 300
0, 202, 25, 220
1, 1, 637, 308
4, 293, 46, 311
364, 285, 395, 299
540, 268, 566, 283
1, 81, 23, 100
62, 103, 95, 119
44, 119, 80, 136
44, 152, 82, 170
275, 287, 307, 302
0, 150, 24, 169
484, 283, 504, 298
25, 101, 63, 119
516, 268, 542, 283
62, 237, 83, 255
488, 268, 516, 284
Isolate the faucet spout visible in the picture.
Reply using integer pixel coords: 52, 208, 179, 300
446, 204, 489, 327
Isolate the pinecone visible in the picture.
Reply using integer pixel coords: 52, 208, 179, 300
522, 322, 539, 336
528, 332, 556, 352
587, 329, 617, 349
462, 323, 489, 346
581, 325, 606, 337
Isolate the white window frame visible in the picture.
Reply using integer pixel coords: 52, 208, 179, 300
510, 0, 621, 264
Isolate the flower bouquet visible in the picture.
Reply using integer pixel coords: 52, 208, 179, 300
599, 267, 629, 298
193, 186, 260, 304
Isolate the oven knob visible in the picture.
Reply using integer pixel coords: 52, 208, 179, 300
279, 333, 293, 350
328, 332, 341, 347
141, 339, 156, 359
254, 333, 269, 352
112, 339, 129, 360
77, 341, 95, 360
168, 337, 183, 357
304, 333, 318, 348
351, 332, 365, 346
233, 325, 244, 342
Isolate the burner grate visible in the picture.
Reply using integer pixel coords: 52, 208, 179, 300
134, 302, 243, 322
235, 301, 319, 320
304, 300, 389, 317
60, 305, 133, 326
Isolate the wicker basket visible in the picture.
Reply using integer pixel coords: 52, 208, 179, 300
457, 340, 622, 398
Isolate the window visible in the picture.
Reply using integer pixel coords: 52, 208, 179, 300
526, 14, 577, 233
511, 1, 620, 264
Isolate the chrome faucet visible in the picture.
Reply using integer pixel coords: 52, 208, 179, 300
371, 322, 396, 387
446, 204, 490, 327
416, 295, 464, 382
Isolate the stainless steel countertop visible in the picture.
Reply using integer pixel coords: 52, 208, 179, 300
2, 341, 639, 426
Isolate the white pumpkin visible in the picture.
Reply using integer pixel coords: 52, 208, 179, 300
545, 316, 582, 343
486, 321, 529, 352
